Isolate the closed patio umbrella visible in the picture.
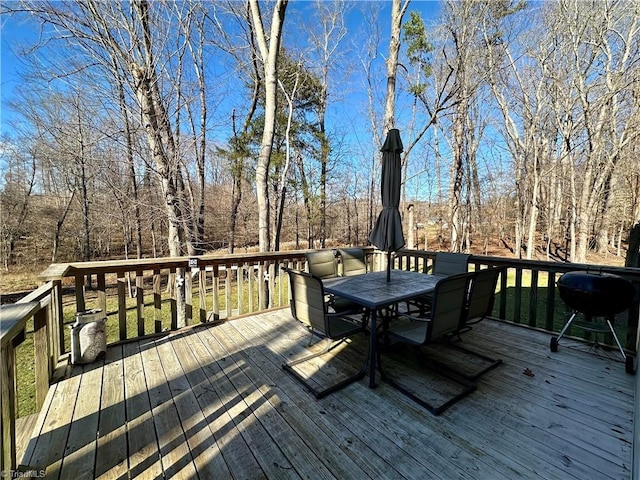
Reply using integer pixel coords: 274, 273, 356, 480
369, 128, 405, 282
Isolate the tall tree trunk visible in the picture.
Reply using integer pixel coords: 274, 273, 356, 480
526, 156, 540, 259
448, 97, 466, 252
249, 0, 288, 309
249, 0, 288, 256
115, 66, 143, 259
295, 154, 313, 248
383, 0, 410, 134
132, 0, 187, 325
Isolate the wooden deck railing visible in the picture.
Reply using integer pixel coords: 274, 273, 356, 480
37, 250, 337, 346
3, 247, 640, 474
1, 280, 63, 472
395, 249, 640, 350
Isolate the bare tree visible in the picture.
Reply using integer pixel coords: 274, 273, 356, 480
0, 144, 36, 269
438, 0, 492, 252
14, 0, 219, 324
308, 0, 350, 248
383, 0, 411, 134
248, 0, 289, 254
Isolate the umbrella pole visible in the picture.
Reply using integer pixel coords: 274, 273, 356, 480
387, 252, 391, 282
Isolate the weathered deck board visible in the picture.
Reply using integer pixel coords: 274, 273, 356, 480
122, 341, 163, 478
18, 310, 634, 479
14, 413, 38, 465
94, 345, 127, 480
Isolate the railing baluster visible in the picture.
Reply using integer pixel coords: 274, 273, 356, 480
546, 271, 557, 331
199, 269, 207, 323
170, 267, 177, 330
277, 263, 283, 306
238, 265, 245, 316
513, 268, 523, 324
268, 262, 276, 309
225, 267, 232, 318
499, 267, 508, 320
117, 272, 127, 341
212, 265, 220, 321
185, 267, 193, 325
248, 265, 255, 313
136, 270, 145, 337
97, 273, 107, 316
154, 269, 162, 333
258, 264, 265, 311
75, 275, 86, 313
529, 270, 539, 327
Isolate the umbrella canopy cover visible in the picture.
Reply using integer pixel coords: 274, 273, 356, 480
369, 128, 405, 252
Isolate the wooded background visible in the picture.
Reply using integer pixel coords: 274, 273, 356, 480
2, 0, 639, 271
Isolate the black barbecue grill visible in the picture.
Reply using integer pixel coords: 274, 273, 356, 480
550, 270, 636, 373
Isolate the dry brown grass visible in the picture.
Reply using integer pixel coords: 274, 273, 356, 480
1, 266, 42, 295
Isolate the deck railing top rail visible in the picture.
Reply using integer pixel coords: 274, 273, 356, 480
38, 249, 377, 280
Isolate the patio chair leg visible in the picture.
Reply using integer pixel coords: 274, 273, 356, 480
428, 342, 502, 382
377, 345, 476, 415
283, 333, 370, 399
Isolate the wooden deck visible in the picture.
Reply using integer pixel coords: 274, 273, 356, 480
18, 309, 634, 479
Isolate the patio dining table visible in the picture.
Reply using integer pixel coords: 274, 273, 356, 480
323, 269, 446, 388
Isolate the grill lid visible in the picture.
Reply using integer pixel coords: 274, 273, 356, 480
557, 271, 635, 317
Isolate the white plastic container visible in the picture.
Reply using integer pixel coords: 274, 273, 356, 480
71, 309, 107, 364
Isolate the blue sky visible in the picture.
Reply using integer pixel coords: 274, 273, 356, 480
1, 6, 39, 135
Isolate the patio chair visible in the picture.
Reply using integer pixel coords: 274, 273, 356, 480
464, 267, 504, 327
433, 252, 471, 276
305, 250, 338, 279
406, 252, 471, 315
445, 267, 504, 380
378, 272, 476, 415
306, 250, 364, 313
338, 248, 367, 276
282, 268, 370, 398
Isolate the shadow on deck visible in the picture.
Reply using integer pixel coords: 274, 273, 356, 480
18, 309, 634, 479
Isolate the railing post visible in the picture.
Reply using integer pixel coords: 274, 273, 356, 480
52, 280, 65, 357
1, 339, 18, 472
